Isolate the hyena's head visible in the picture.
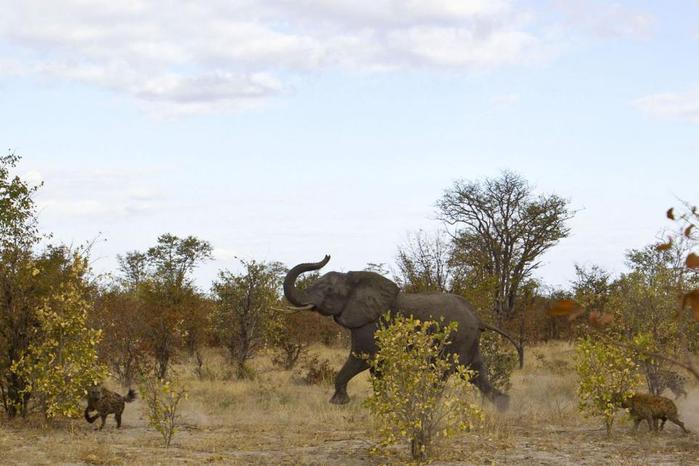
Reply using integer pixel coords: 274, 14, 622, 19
87, 385, 103, 402
611, 392, 630, 408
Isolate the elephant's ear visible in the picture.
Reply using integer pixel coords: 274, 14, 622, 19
335, 271, 399, 329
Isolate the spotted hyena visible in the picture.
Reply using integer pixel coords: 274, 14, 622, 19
621, 393, 689, 433
85, 385, 136, 430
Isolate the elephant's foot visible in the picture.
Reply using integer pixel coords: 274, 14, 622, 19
330, 391, 350, 405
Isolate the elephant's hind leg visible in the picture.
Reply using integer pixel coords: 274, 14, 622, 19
461, 348, 509, 412
330, 354, 369, 405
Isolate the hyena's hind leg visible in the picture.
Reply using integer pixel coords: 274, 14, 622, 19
667, 415, 689, 433
115, 408, 123, 428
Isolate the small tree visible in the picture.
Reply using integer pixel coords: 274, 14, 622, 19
575, 336, 642, 436
92, 287, 147, 387
212, 260, 284, 378
118, 234, 212, 379
139, 372, 187, 448
269, 312, 308, 370
364, 314, 483, 462
11, 253, 107, 420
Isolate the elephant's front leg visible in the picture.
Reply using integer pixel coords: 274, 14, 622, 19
330, 354, 369, 405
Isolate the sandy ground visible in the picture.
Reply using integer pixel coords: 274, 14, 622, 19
1, 343, 698, 465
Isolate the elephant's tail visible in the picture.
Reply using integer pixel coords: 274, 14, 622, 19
480, 323, 524, 369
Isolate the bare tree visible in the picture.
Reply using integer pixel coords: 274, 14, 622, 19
394, 230, 453, 293
437, 171, 573, 325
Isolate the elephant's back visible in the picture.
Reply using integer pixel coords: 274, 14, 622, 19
395, 293, 481, 334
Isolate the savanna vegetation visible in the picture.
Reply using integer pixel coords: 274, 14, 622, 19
1, 154, 698, 464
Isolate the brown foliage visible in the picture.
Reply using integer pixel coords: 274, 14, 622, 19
686, 253, 699, 270
301, 355, 337, 385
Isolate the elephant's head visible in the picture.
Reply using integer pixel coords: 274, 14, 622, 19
283, 255, 400, 329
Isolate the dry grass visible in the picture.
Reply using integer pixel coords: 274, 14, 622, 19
1, 342, 698, 465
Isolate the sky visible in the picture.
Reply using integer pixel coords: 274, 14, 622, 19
1, 1, 698, 290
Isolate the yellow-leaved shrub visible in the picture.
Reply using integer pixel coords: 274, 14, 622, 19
11, 253, 107, 420
139, 371, 188, 448
364, 313, 483, 462
575, 336, 642, 436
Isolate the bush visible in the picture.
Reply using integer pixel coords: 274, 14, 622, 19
301, 355, 337, 385
139, 372, 188, 448
271, 342, 306, 370
11, 254, 107, 420
479, 331, 517, 392
364, 314, 483, 462
269, 313, 308, 370
575, 336, 642, 436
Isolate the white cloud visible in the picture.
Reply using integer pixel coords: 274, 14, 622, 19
39, 198, 159, 218
127, 188, 162, 202
33, 166, 169, 219
633, 88, 699, 124
213, 248, 239, 262
0, 0, 546, 114
553, 0, 654, 39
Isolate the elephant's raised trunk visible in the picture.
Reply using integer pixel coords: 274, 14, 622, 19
283, 255, 330, 307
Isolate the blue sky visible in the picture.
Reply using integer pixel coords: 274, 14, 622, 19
1, 1, 698, 289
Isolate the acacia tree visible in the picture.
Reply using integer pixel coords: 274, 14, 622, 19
437, 171, 573, 325
212, 260, 284, 378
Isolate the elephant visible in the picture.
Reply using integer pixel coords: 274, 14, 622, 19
282, 255, 520, 410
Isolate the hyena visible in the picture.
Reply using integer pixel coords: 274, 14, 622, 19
85, 385, 136, 430
621, 393, 689, 433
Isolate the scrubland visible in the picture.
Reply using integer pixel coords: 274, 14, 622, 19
1, 342, 698, 465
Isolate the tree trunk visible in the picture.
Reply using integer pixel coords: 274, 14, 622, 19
518, 303, 526, 369
410, 431, 430, 461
